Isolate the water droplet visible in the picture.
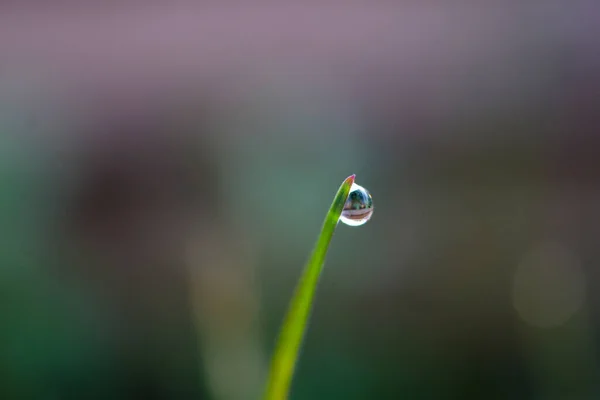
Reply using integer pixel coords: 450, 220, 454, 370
340, 183, 373, 226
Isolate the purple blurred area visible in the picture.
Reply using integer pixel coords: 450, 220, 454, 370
1, 3, 600, 400
2, 3, 598, 130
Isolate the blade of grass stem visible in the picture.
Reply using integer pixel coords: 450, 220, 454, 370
263, 174, 356, 400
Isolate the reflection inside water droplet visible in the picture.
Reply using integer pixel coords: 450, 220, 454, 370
340, 183, 373, 226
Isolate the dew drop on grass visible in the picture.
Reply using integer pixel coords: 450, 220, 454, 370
340, 183, 373, 226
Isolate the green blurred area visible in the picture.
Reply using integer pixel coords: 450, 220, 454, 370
2, 3, 600, 400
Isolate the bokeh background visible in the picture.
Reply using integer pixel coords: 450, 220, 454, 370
2, 2, 600, 399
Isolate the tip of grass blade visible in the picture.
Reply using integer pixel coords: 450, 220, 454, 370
345, 174, 356, 185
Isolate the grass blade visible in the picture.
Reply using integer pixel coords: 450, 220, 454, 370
263, 174, 356, 400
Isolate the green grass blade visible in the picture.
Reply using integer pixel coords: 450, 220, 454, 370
263, 174, 356, 400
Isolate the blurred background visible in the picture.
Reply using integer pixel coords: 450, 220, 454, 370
1, 2, 600, 399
